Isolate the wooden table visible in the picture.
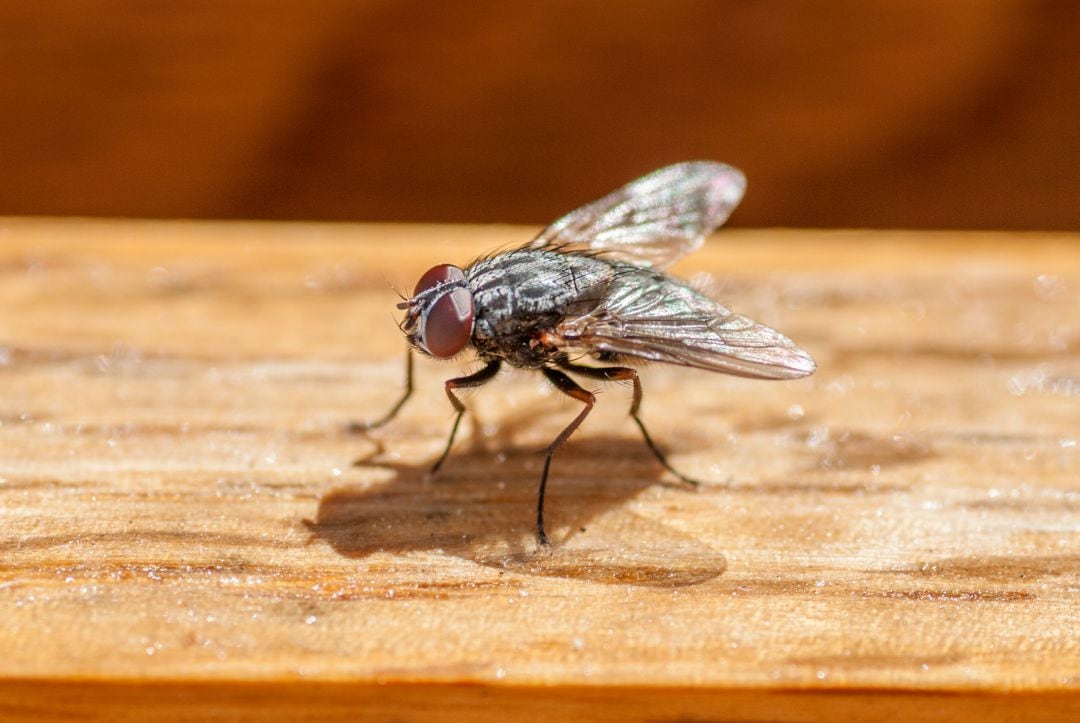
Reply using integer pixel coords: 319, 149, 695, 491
0, 219, 1076, 721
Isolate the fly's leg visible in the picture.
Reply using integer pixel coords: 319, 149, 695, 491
536, 368, 596, 547
430, 360, 502, 476
557, 361, 700, 487
348, 349, 414, 433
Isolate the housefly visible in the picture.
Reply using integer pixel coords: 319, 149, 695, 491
360, 161, 816, 546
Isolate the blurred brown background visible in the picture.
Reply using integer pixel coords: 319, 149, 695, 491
1, 1, 1078, 229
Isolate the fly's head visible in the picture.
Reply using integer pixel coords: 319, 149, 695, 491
398, 264, 475, 359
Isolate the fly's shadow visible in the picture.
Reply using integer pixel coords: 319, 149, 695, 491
305, 429, 727, 587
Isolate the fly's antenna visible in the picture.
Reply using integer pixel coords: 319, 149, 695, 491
385, 277, 412, 302
393, 281, 418, 310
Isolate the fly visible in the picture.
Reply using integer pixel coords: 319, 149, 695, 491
359, 161, 816, 546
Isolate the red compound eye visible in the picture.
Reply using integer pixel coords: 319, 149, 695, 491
414, 264, 464, 296
422, 287, 474, 358
412, 264, 474, 358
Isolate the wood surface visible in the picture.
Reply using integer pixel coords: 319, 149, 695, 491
0, 219, 1077, 721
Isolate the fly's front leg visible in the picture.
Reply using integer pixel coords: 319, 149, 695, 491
557, 361, 700, 487
536, 368, 596, 547
348, 348, 414, 433
430, 359, 501, 476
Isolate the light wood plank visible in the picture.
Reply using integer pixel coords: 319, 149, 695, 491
0, 219, 1077, 720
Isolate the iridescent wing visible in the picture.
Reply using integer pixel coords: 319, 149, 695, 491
527, 161, 746, 270
558, 267, 816, 380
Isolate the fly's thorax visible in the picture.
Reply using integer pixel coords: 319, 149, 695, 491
461, 250, 614, 368
399, 264, 476, 359
466, 250, 614, 338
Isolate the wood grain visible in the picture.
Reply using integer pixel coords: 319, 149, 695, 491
0, 219, 1077, 721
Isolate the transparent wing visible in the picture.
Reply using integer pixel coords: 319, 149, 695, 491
527, 161, 746, 270
559, 268, 816, 380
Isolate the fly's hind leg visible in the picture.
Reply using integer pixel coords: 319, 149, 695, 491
557, 361, 700, 487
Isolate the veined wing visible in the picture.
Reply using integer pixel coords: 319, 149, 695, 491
559, 267, 816, 380
527, 161, 746, 270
